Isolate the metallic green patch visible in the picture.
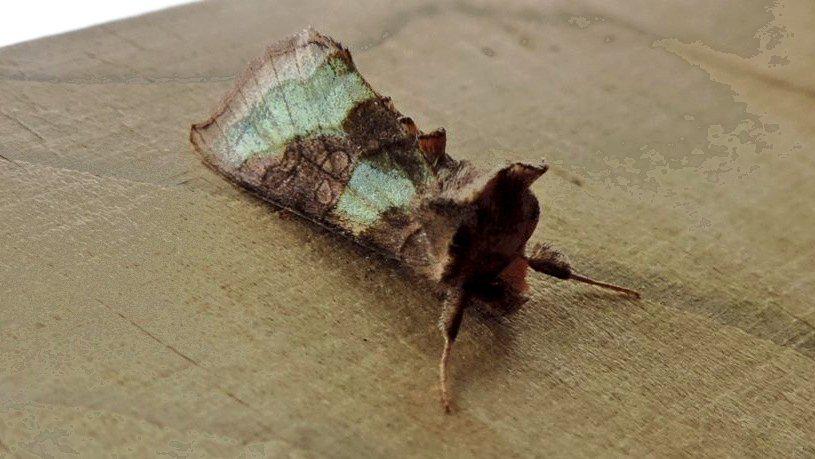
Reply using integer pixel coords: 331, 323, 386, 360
223, 56, 375, 167
333, 157, 416, 234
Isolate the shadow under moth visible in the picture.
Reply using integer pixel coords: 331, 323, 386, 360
190, 28, 640, 413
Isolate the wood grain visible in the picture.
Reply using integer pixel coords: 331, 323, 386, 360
1, 0, 814, 456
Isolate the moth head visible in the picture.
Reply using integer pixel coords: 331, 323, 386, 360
500, 161, 548, 190
420, 161, 546, 287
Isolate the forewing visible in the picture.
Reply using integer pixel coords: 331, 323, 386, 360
191, 28, 438, 255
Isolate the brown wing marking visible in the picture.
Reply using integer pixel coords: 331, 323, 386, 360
418, 128, 447, 167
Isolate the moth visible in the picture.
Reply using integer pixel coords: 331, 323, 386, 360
190, 28, 639, 413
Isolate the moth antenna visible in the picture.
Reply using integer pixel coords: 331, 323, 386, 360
526, 243, 641, 299
567, 272, 641, 299
439, 286, 467, 414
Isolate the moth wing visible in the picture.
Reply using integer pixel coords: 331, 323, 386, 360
191, 28, 438, 253
191, 28, 371, 187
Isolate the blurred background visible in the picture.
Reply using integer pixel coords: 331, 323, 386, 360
0, 1, 194, 47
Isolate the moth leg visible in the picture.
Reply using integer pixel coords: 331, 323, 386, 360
526, 243, 640, 298
439, 286, 467, 414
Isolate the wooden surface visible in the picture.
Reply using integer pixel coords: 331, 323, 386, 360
2, 0, 814, 456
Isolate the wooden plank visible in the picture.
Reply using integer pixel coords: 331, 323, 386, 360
1, 0, 813, 456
